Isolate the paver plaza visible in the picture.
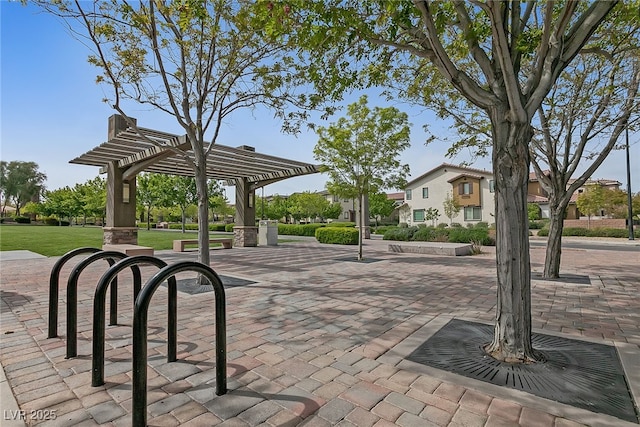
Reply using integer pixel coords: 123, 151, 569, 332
1, 237, 639, 426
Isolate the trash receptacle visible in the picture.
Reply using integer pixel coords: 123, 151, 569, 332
258, 220, 278, 246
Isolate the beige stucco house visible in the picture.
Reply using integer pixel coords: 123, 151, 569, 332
399, 163, 495, 226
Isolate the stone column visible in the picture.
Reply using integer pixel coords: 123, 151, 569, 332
103, 115, 139, 245
233, 177, 257, 247
356, 193, 371, 239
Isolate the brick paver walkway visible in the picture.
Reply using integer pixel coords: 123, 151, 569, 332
0, 238, 638, 426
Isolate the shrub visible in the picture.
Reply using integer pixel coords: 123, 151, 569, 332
450, 222, 462, 228
14, 216, 31, 224
225, 223, 235, 232
412, 226, 449, 242
315, 227, 359, 245
562, 227, 588, 236
277, 223, 325, 236
326, 222, 355, 228
43, 217, 69, 226
209, 224, 227, 232
437, 223, 449, 228
448, 227, 494, 246
373, 225, 395, 235
43, 217, 58, 226
383, 226, 418, 241
528, 220, 544, 229
169, 223, 199, 230
398, 222, 409, 228
537, 227, 549, 236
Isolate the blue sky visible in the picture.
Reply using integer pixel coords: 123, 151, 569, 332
1, 2, 638, 197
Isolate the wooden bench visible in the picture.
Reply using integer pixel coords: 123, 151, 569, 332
102, 244, 155, 256
173, 238, 233, 252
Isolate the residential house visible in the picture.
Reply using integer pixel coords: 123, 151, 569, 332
319, 190, 356, 221
527, 172, 622, 219
399, 163, 495, 226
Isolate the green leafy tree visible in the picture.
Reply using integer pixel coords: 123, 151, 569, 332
527, 203, 541, 222
161, 175, 198, 233
599, 188, 626, 219
39, 1, 325, 279
207, 180, 227, 222
424, 207, 440, 227
314, 95, 410, 260
322, 202, 343, 222
137, 173, 165, 230
264, 195, 290, 222
576, 185, 606, 229
73, 177, 107, 225
279, 0, 619, 362
369, 191, 396, 226
41, 187, 76, 225
287, 192, 330, 223
443, 192, 461, 225
0, 161, 46, 216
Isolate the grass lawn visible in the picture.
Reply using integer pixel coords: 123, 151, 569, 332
0, 224, 231, 257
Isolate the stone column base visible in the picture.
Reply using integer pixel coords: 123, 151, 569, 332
233, 226, 258, 247
103, 227, 139, 245
360, 225, 371, 239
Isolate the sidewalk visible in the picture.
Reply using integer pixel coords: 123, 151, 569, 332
0, 240, 638, 426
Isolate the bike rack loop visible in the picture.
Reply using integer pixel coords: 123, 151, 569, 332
132, 261, 227, 427
48, 247, 102, 338
66, 251, 139, 359
92, 255, 175, 387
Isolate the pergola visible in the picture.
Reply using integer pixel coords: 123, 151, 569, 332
70, 115, 321, 247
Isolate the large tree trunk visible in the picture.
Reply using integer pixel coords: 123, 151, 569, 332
193, 150, 211, 270
357, 193, 363, 261
484, 110, 542, 363
543, 197, 569, 278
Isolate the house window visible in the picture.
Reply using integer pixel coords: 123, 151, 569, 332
333, 195, 339, 202
343, 212, 350, 219
422, 187, 429, 198
489, 180, 495, 193
464, 206, 481, 221
413, 209, 425, 222
405, 189, 412, 200
459, 182, 473, 195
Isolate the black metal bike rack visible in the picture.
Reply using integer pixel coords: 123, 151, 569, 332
132, 261, 227, 427
92, 255, 174, 387
66, 251, 135, 359
48, 247, 102, 338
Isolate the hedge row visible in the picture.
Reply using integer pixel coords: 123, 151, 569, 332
383, 224, 494, 246
315, 227, 359, 245
537, 227, 640, 238
161, 223, 229, 231
277, 222, 356, 236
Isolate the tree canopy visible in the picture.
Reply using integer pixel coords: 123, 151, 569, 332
277, 0, 620, 361
314, 95, 410, 260
0, 160, 47, 216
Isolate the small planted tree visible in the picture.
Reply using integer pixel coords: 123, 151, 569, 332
38, 0, 326, 273
443, 192, 461, 225
137, 173, 165, 230
161, 175, 198, 233
369, 191, 396, 227
424, 207, 440, 227
576, 185, 606, 229
314, 95, 410, 260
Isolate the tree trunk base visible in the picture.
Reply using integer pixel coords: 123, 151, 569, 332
483, 343, 546, 364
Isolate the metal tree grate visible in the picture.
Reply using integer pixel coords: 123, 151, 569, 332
407, 319, 639, 423
162, 275, 257, 295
